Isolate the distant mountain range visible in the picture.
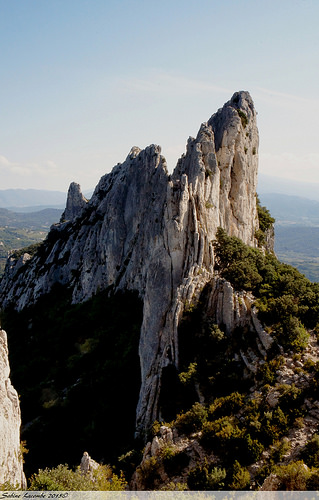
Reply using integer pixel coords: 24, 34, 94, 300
258, 173, 319, 202
259, 193, 319, 226
0, 188, 67, 211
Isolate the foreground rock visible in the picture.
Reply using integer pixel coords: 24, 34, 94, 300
0, 329, 25, 488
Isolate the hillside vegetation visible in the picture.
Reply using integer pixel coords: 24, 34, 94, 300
130, 229, 319, 490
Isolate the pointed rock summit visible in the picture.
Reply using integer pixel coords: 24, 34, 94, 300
61, 182, 88, 222
0, 91, 267, 437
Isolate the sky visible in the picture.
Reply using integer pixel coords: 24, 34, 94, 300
0, 0, 318, 192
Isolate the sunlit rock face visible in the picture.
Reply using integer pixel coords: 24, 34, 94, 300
0, 91, 265, 437
0, 329, 25, 488
61, 182, 88, 222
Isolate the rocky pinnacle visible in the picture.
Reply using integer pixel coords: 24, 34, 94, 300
0, 91, 261, 437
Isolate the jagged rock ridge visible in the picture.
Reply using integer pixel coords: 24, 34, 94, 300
0, 91, 265, 437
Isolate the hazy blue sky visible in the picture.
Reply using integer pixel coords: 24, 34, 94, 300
0, 0, 318, 191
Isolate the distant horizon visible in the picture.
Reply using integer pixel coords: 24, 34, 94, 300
0, 1, 318, 191
1, 172, 319, 209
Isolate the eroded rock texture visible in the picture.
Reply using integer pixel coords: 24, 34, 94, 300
0, 329, 25, 488
0, 91, 264, 436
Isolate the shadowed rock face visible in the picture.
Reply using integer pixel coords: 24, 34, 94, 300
0, 329, 25, 487
0, 91, 264, 437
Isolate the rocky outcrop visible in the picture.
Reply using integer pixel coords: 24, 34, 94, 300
80, 451, 99, 478
0, 91, 267, 437
131, 425, 209, 490
0, 329, 25, 488
61, 182, 88, 222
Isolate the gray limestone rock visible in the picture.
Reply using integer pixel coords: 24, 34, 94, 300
0, 329, 25, 488
0, 91, 270, 439
80, 451, 99, 478
61, 182, 88, 222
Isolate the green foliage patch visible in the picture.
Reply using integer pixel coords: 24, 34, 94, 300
236, 109, 248, 128
28, 463, 127, 491
187, 460, 226, 490
256, 195, 275, 233
213, 227, 319, 351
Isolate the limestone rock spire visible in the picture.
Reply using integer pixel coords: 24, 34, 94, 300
61, 182, 88, 222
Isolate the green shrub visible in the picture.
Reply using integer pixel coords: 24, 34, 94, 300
237, 109, 248, 128
300, 434, 319, 468
275, 460, 310, 490
270, 438, 291, 463
179, 362, 198, 385
205, 202, 214, 209
276, 384, 304, 418
228, 461, 250, 490
208, 323, 225, 342
255, 228, 266, 246
161, 445, 175, 462
262, 407, 289, 444
303, 358, 315, 372
0, 481, 21, 491
28, 463, 127, 491
201, 416, 242, 451
256, 195, 275, 233
151, 420, 162, 437
213, 228, 264, 291
257, 356, 284, 385
276, 316, 309, 352
187, 460, 226, 490
208, 392, 244, 419
175, 402, 208, 434
243, 434, 264, 463
136, 456, 159, 489
306, 469, 319, 490
160, 481, 188, 491
10, 241, 44, 260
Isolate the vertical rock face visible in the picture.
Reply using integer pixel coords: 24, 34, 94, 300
0, 329, 25, 488
0, 91, 266, 437
61, 182, 88, 222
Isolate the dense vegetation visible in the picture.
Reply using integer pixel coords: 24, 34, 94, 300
2, 286, 143, 480
213, 227, 319, 351
255, 195, 275, 246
